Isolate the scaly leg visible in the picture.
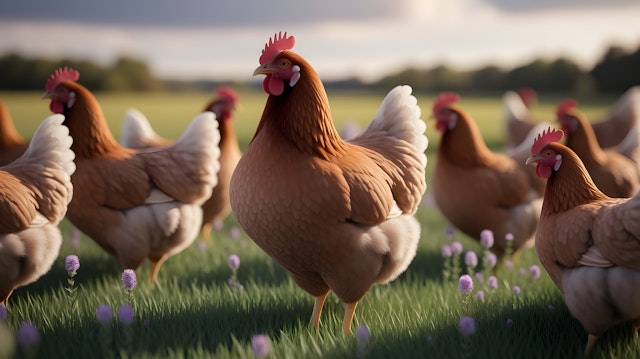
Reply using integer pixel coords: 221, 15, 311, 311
149, 255, 168, 287
310, 292, 329, 328
343, 302, 359, 334
585, 334, 598, 355
201, 223, 213, 242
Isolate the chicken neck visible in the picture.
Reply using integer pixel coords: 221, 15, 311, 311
255, 60, 347, 160
438, 109, 495, 167
565, 114, 608, 166
542, 144, 609, 216
62, 83, 124, 158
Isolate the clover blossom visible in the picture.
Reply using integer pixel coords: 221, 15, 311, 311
17, 322, 40, 346
479, 229, 494, 249
458, 275, 474, 296
251, 334, 270, 358
458, 316, 476, 336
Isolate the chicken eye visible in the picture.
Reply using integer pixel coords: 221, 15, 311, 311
279, 59, 291, 68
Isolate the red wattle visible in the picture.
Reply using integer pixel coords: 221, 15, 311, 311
536, 164, 552, 179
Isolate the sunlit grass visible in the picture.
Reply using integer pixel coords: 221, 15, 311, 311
0, 89, 634, 358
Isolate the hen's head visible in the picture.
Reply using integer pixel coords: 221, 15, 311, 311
206, 86, 239, 122
555, 100, 580, 134
43, 67, 80, 114
526, 127, 565, 179
253, 32, 300, 96
432, 92, 461, 132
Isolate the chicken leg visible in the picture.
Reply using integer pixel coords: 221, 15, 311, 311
310, 292, 329, 328
343, 302, 358, 334
585, 334, 598, 355
149, 255, 168, 286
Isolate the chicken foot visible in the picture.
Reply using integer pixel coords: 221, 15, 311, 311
343, 302, 358, 334
310, 292, 329, 328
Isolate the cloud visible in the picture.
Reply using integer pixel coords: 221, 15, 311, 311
482, 0, 638, 12
0, 0, 411, 28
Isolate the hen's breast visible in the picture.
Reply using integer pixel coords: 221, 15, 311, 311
230, 132, 350, 262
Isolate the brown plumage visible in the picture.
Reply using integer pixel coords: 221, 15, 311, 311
120, 87, 242, 240
504, 86, 640, 150
230, 33, 427, 333
0, 101, 29, 166
557, 100, 640, 198
527, 127, 640, 354
42, 67, 220, 285
431, 93, 543, 260
0, 115, 75, 304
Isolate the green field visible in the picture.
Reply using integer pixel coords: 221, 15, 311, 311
0, 89, 635, 359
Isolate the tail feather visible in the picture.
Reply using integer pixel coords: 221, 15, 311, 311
12, 114, 75, 178
358, 85, 428, 167
502, 91, 528, 125
120, 108, 171, 148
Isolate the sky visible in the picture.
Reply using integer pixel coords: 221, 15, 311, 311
0, 0, 639, 82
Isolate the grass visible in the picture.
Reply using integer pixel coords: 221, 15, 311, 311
0, 88, 637, 358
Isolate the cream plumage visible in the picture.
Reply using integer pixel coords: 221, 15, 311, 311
0, 114, 75, 303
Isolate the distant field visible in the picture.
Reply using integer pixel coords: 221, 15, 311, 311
0, 88, 614, 151
0, 88, 630, 359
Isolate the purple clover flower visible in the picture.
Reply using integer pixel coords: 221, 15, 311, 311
251, 334, 270, 358
229, 226, 241, 240
512, 286, 522, 295
17, 322, 40, 346
445, 226, 455, 240
479, 229, 494, 249
356, 325, 370, 343
441, 245, 452, 258
458, 316, 476, 335
484, 253, 497, 269
505, 233, 514, 241
476, 291, 485, 300
228, 254, 240, 271
464, 251, 478, 268
96, 305, 113, 324
487, 276, 498, 290
506, 319, 514, 328
474, 272, 484, 283
121, 269, 137, 291
118, 304, 134, 325
0, 304, 6, 321
65, 254, 80, 274
529, 265, 541, 280
458, 274, 474, 295
451, 241, 463, 254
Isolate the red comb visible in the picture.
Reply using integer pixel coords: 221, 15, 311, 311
531, 127, 564, 154
556, 99, 578, 117
215, 86, 239, 104
259, 32, 295, 65
432, 92, 460, 114
45, 67, 80, 92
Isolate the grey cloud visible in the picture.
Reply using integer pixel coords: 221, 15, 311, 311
0, 1, 406, 27
482, 0, 637, 12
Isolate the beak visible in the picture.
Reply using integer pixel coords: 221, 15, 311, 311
253, 64, 274, 77
525, 154, 540, 166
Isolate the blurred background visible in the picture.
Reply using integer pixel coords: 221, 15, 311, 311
0, 0, 638, 94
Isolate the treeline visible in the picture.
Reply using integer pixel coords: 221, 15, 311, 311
0, 54, 163, 91
0, 42, 638, 94
378, 43, 640, 94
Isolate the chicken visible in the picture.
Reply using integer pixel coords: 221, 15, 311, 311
431, 92, 543, 260
556, 100, 640, 198
229, 32, 428, 333
120, 87, 242, 240
0, 114, 75, 304
504, 86, 640, 150
0, 100, 29, 166
502, 88, 551, 150
526, 127, 640, 354
42, 67, 221, 285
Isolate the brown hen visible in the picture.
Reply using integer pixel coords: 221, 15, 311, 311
0, 100, 29, 166
120, 87, 242, 240
230, 32, 428, 333
42, 67, 220, 285
527, 127, 640, 354
0, 115, 75, 304
557, 100, 640, 198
